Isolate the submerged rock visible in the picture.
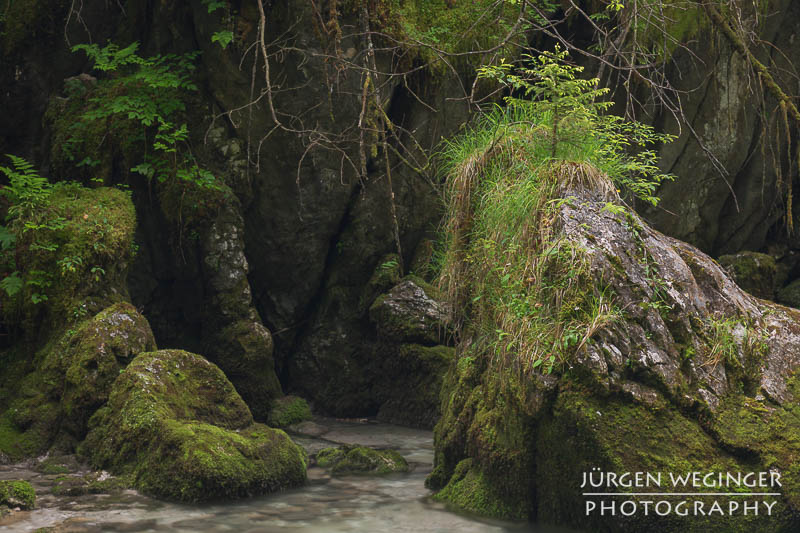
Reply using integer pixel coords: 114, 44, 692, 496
51, 471, 130, 496
315, 445, 409, 475
430, 163, 800, 532
81, 349, 306, 502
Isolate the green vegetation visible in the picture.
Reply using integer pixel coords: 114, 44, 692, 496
335, 0, 558, 71
0, 303, 154, 459
433, 458, 526, 519
437, 47, 672, 376
52, 41, 215, 189
267, 395, 312, 428
0, 480, 35, 510
0, 157, 136, 324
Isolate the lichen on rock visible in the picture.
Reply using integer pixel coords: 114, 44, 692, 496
369, 277, 450, 345
81, 349, 306, 502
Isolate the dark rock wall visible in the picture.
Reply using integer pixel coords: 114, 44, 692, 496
641, 0, 800, 255
2, 0, 799, 419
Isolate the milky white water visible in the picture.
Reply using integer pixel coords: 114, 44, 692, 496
0, 419, 578, 533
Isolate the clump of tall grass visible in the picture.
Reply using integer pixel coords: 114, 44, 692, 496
438, 47, 674, 375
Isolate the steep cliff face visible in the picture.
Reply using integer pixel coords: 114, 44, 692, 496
641, 0, 800, 256
1, 0, 463, 418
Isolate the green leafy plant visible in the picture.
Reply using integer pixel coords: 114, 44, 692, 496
60, 42, 218, 192
476, 45, 675, 205
0, 154, 52, 222
436, 47, 678, 376
0, 156, 133, 308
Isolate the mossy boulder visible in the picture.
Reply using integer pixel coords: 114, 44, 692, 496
0, 480, 35, 510
315, 445, 409, 475
267, 395, 312, 428
81, 349, 306, 501
431, 164, 800, 531
718, 251, 780, 300
57, 302, 156, 438
776, 278, 800, 309
0, 303, 155, 459
369, 278, 450, 345
432, 458, 526, 520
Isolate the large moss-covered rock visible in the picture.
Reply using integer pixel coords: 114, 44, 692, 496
1, 185, 137, 338
0, 304, 154, 460
81, 349, 306, 501
58, 302, 156, 438
431, 164, 800, 532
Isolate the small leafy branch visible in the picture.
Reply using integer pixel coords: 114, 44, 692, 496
477, 46, 675, 206
63, 42, 218, 191
202, 0, 234, 49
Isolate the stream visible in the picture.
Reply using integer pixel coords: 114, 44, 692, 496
0, 419, 576, 532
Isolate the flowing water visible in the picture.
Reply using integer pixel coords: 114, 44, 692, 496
0, 419, 576, 533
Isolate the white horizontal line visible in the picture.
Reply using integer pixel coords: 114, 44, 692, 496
582, 493, 781, 497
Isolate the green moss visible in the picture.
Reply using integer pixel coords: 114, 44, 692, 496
433, 458, 526, 520
81, 349, 307, 501
376, 344, 454, 428
316, 445, 409, 475
0, 480, 35, 510
712, 376, 800, 509
718, 251, 779, 300
0, 399, 60, 461
267, 396, 312, 428
0, 302, 154, 459
2, 185, 137, 333
534, 387, 786, 531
